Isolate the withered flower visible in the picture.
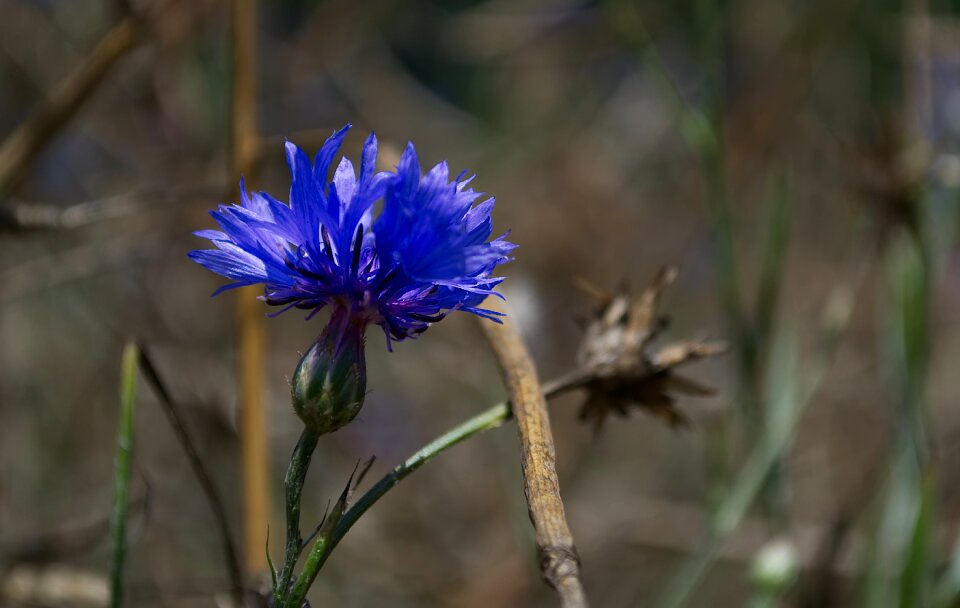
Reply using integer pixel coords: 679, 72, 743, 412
572, 267, 726, 431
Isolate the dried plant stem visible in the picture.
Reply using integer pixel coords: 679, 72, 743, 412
229, 0, 260, 179
229, 0, 268, 580
479, 307, 590, 608
237, 293, 268, 577
136, 344, 245, 608
109, 343, 139, 608
0, 13, 144, 197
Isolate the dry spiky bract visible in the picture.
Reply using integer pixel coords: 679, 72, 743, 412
574, 267, 726, 431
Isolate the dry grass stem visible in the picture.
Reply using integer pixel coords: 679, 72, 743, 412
229, 0, 269, 585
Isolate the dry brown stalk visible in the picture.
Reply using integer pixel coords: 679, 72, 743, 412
0, 12, 144, 196
228, 0, 269, 586
479, 301, 589, 608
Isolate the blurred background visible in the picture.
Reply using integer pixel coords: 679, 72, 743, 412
1, 0, 959, 606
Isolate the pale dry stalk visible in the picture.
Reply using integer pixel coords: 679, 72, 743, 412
229, 0, 269, 582
479, 301, 589, 608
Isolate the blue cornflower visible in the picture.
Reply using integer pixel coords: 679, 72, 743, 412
189, 124, 516, 348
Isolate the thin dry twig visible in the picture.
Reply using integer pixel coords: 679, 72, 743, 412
0, 232, 166, 303
0, 183, 224, 233
0, 196, 136, 232
478, 303, 590, 608
0, 10, 146, 196
135, 343, 245, 608
0, 495, 147, 577
1, 520, 110, 574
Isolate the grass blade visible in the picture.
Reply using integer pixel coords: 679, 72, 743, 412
109, 342, 139, 608
656, 285, 852, 608
932, 531, 960, 608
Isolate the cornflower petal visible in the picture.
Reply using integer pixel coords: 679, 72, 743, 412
190, 125, 515, 346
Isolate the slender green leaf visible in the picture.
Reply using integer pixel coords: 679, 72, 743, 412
109, 342, 139, 608
656, 284, 852, 608
932, 531, 960, 608
755, 173, 792, 348
899, 475, 934, 608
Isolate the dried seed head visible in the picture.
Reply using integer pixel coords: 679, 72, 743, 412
573, 267, 726, 431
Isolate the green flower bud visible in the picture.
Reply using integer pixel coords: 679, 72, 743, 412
291, 312, 367, 435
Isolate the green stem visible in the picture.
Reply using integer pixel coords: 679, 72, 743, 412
275, 428, 321, 604
109, 342, 139, 608
283, 522, 337, 608
330, 403, 510, 552
279, 371, 586, 607
283, 403, 510, 608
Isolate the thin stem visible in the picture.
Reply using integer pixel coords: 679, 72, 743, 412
283, 372, 588, 608
331, 402, 510, 551
136, 343, 245, 608
282, 373, 585, 606
282, 404, 509, 608
655, 280, 855, 608
276, 429, 321, 604
285, 540, 330, 607
109, 343, 139, 608
330, 375, 584, 562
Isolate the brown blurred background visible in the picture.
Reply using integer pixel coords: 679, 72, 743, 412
1, 0, 959, 606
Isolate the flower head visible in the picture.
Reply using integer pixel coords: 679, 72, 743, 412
188, 124, 516, 347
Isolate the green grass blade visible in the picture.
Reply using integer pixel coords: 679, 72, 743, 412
899, 474, 933, 608
109, 342, 139, 608
755, 173, 792, 347
656, 332, 800, 608
932, 531, 960, 608
858, 450, 920, 608
656, 285, 852, 608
